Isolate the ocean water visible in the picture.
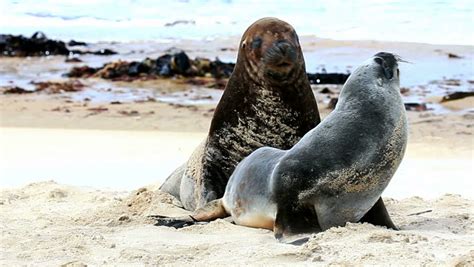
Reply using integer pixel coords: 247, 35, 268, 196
0, 0, 473, 45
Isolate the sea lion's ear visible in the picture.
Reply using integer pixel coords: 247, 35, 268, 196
274, 203, 321, 244
241, 40, 247, 49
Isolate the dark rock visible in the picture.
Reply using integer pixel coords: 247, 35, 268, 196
210, 58, 235, 79
63, 49, 233, 81
66, 66, 99, 78
95, 61, 130, 79
400, 87, 410, 95
155, 54, 173, 76
447, 53, 462, 59
171, 51, 191, 75
0, 32, 115, 57
31, 31, 47, 40
91, 48, 117, 55
3, 86, 34, 94
307, 73, 350, 85
193, 57, 212, 75
128, 61, 150, 76
0, 32, 69, 57
404, 103, 428, 111
69, 48, 118, 56
319, 87, 332, 94
440, 91, 474, 102
65, 57, 82, 63
67, 40, 87, 46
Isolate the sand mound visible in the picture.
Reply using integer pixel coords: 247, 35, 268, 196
1, 181, 473, 266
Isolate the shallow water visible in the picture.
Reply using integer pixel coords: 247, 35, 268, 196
1, 41, 472, 110
303, 49, 474, 88
1, 0, 472, 45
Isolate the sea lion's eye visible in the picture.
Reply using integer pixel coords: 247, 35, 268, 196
374, 57, 383, 65
252, 37, 262, 49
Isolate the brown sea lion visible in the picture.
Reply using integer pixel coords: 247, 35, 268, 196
159, 17, 321, 211
154, 52, 407, 243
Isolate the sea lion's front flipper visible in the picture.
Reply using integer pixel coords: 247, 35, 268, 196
359, 197, 399, 230
149, 214, 199, 228
159, 163, 186, 200
273, 204, 321, 244
150, 199, 229, 228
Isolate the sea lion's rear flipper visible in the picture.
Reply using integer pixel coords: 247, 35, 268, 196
359, 197, 399, 230
159, 163, 186, 199
273, 204, 321, 244
149, 199, 229, 228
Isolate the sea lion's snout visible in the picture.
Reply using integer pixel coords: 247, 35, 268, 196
373, 52, 399, 80
263, 40, 297, 69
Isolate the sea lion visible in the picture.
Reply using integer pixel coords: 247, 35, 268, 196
153, 52, 408, 242
159, 17, 321, 211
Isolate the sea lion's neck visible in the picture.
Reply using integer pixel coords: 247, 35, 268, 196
208, 62, 318, 137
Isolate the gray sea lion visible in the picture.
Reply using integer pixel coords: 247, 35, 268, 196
159, 17, 321, 211
153, 52, 408, 242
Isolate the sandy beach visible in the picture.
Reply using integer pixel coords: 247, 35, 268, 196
1, 32, 473, 266
0, 180, 472, 266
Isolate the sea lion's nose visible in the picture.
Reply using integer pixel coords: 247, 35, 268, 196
275, 40, 292, 54
274, 40, 296, 60
264, 40, 296, 67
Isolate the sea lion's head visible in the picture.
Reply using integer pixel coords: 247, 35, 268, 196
358, 52, 401, 87
372, 52, 401, 86
337, 52, 403, 109
236, 17, 305, 86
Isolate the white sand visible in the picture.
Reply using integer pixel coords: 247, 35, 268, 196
0, 181, 473, 266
